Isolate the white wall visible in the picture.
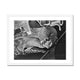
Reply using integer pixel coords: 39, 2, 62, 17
0, 0, 79, 80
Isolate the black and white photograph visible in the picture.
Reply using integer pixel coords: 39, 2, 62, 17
14, 20, 66, 60
7, 16, 73, 65
1, 0, 80, 79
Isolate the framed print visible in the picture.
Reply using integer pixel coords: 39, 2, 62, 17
7, 15, 73, 66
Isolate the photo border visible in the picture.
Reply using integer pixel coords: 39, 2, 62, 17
7, 15, 74, 66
